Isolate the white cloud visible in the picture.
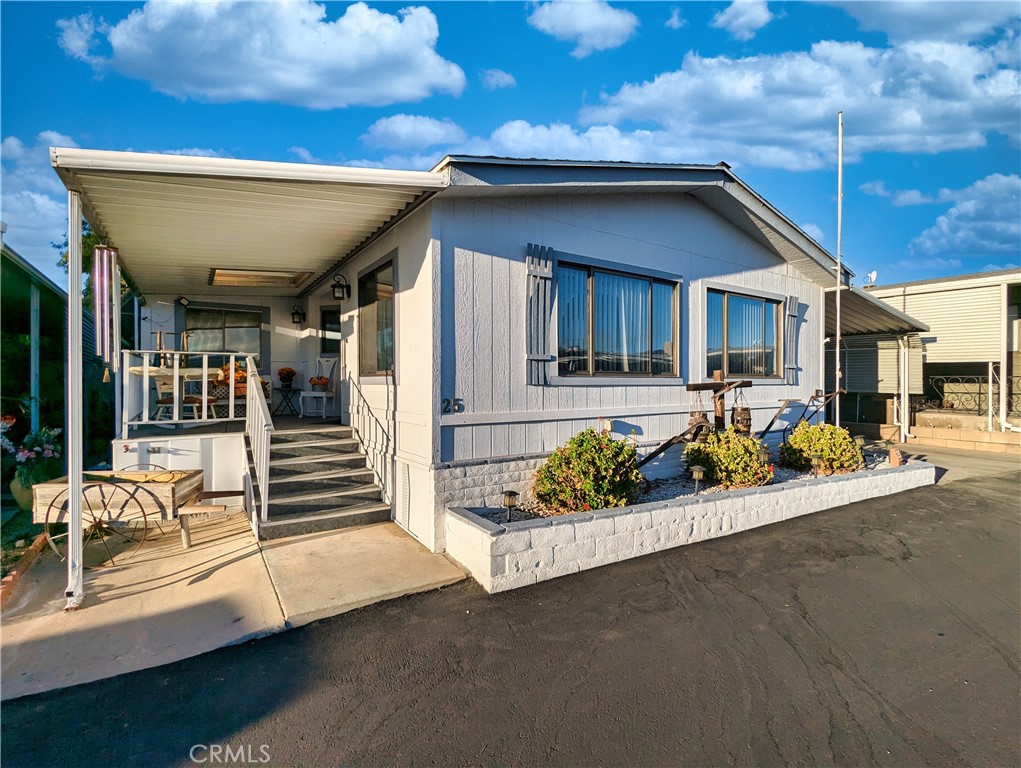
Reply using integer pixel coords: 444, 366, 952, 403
837, 1, 1021, 43
159, 147, 225, 158
711, 0, 773, 42
288, 146, 319, 164
980, 262, 1019, 272
57, 1, 465, 109
896, 256, 963, 270
527, 0, 640, 58
801, 222, 825, 243
892, 189, 937, 206
859, 180, 891, 197
481, 69, 517, 90
1, 131, 80, 283
666, 8, 687, 30
579, 35, 1019, 171
910, 173, 1021, 257
362, 114, 467, 150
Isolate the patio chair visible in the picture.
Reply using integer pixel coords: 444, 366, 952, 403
154, 377, 217, 420
300, 357, 337, 419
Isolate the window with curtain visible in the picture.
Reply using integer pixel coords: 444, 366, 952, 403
321, 308, 341, 355
557, 263, 677, 376
358, 261, 394, 376
706, 289, 780, 378
184, 307, 262, 364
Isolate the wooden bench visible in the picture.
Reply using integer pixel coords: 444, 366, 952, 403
177, 490, 246, 549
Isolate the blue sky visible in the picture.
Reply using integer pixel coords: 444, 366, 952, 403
2, 0, 1019, 289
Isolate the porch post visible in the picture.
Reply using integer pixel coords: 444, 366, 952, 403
65, 191, 85, 609
30, 283, 40, 432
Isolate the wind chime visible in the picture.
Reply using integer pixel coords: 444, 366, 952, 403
91, 245, 121, 382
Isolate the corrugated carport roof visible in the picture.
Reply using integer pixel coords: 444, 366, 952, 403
826, 284, 929, 336
50, 148, 447, 297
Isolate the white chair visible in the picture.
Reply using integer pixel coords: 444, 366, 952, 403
300, 357, 337, 419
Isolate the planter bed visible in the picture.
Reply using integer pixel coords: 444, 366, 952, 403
445, 459, 936, 593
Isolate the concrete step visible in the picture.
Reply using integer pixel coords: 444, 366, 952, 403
267, 485, 384, 516
271, 425, 353, 443
269, 452, 367, 477
259, 501, 392, 539
269, 437, 361, 457
268, 467, 375, 490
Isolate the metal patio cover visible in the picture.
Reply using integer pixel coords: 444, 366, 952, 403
50, 148, 447, 297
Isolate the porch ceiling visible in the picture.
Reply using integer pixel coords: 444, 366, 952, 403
51, 148, 447, 297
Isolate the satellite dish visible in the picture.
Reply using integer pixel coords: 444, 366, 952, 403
863, 270, 877, 286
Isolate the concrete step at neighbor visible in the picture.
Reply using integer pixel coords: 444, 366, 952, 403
269, 437, 361, 457
269, 467, 376, 490
259, 502, 392, 540
269, 452, 367, 478
271, 425, 353, 444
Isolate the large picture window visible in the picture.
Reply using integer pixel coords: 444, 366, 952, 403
358, 261, 394, 376
320, 308, 341, 355
557, 263, 677, 376
184, 307, 262, 364
706, 289, 780, 378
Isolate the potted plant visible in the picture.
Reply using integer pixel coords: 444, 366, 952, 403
278, 367, 297, 389
309, 375, 330, 392
5, 425, 63, 512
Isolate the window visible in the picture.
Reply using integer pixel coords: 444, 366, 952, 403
184, 307, 262, 364
358, 261, 394, 376
557, 263, 677, 376
706, 289, 780, 378
321, 308, 341, 355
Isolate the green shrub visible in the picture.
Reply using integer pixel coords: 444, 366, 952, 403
533, 428, 643, 515
684, 426, 774, 488
780, 421, 863, 473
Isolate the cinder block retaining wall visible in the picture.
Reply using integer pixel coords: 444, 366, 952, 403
445, 462, 937, 593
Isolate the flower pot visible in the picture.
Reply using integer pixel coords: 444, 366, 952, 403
312, 384, 326, 392
281, 380, 293, 389
9, 476, 33, 513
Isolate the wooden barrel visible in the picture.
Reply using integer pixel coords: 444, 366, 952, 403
731, 406, 752, 433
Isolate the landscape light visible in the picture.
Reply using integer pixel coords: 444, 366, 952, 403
690, 464, 706, 496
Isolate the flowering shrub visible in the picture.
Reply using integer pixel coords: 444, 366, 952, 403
684, 426, 774, 489
277, 367, 297, 382
533, 428, 643, 515
220, 363, 247, 383
0, 416, 15, 456
9, 426, 63, 485
780, 422, 863, 474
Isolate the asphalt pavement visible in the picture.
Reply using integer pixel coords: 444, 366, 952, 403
2, 465, 1018, 767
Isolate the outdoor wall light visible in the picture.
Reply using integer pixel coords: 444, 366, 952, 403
690, 464, 706, 495
853, 435, 866, 448
290, 305, 306, 325
332, 274, 351, 301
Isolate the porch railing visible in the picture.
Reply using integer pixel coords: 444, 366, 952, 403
348, 373, 394, 504
245, 356, 274, 529
919, 373, 1021, 416
120, 349, 247, 437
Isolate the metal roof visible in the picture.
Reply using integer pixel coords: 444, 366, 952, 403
825, 284, 929, 336
866, 267, 1020, 293
51, 147, 447, 297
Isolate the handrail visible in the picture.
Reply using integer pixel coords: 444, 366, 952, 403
245, 356, 274, 525
348, 372, 394, 503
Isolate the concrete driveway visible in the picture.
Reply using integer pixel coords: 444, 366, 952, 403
2, 460, 1017, 767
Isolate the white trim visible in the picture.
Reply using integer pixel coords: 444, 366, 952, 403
51, 147, 446, 190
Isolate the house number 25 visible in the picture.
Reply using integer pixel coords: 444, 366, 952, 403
441, 398, 465, 414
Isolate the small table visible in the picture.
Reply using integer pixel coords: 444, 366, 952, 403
273, 387, 302, 417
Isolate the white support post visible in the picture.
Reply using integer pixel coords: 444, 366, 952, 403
834, 110, 843, 428
1000, 283, 1009, 431
899, 336, 909, 444
65, 191, 84, 610
30, 284, 40, 432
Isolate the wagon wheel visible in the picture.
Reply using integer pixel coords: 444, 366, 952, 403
44, 483, 151, 568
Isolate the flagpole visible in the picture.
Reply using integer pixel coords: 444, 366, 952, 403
835, 111, 843, 427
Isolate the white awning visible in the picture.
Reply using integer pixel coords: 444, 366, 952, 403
51, 148, 447, 297
826, 284, 929, 336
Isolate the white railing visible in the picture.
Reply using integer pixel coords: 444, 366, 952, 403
120, 349, 246, 437
245, 357, 274, 525
348, 373, 395, 504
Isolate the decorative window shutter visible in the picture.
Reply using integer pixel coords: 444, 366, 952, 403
525, 243, 554, 385
784, 295, 799, 385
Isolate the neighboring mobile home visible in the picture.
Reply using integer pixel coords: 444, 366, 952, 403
51, 150, 924, 562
